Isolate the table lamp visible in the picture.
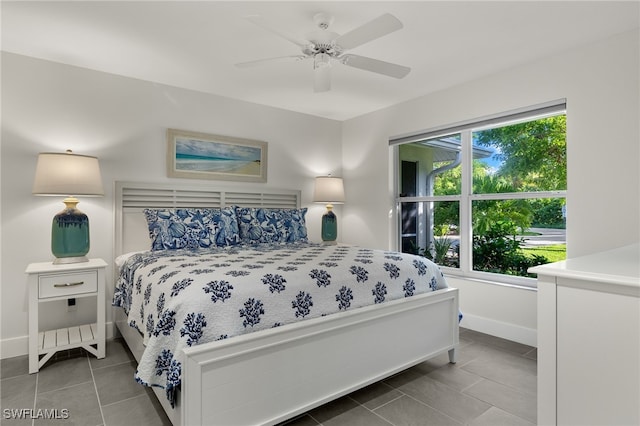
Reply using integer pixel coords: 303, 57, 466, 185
32, 150, 104, 264
313, 176, 345, 244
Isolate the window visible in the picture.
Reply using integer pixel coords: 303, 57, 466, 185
392, 101, 566, 286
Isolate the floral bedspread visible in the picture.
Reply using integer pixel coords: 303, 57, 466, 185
112, 243, 448, 406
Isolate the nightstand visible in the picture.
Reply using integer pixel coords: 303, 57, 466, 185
25, 258, 107, 373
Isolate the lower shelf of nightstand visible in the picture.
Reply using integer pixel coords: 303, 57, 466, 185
38, 323, 98, 352
35, 323, 103, 371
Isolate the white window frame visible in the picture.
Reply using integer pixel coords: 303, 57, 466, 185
391, 100, 567, 288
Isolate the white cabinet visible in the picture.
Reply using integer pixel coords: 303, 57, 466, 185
530, 244, 640, 426
25, 258, 107, 373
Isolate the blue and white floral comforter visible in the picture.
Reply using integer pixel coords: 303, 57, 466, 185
112, 243, 448, 406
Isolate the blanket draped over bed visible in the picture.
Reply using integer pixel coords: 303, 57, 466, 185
113, 243, 448, 406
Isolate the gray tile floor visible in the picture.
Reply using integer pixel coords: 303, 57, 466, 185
1, 328, 536, 425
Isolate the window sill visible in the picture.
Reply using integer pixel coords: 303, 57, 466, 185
440, 267, 538, 291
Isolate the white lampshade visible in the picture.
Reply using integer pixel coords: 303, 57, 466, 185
313, 176, 345, 204
33, 150, 104, 196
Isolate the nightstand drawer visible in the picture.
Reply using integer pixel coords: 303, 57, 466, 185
39, 271, 98, 299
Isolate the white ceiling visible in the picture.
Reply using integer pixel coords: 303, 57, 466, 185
2, 1, 639, 121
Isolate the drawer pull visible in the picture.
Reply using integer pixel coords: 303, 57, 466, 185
53, 281, 84, 288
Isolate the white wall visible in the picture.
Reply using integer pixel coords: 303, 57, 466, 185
0, 53, 343, 358
342, 29, 640, 346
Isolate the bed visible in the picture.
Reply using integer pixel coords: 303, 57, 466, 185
113, 181, 459, 426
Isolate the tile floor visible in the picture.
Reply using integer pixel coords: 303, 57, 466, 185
1, 328, 536, 425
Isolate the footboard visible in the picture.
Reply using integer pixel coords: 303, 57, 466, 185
180, 287, 459, 426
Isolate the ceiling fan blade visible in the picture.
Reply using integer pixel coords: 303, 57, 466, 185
340, 54, 410, 79
245, 15, 310, 48
235, 55, 307, 68
314, 66, 331, 92
336, 13, 403, 50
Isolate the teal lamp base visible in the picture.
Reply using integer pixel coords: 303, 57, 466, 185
51, 197, 90, 264
321, 205, 338, 245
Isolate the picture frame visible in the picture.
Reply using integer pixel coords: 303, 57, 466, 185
167, 129, 267, 182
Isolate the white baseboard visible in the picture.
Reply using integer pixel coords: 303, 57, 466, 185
1, 321, 116, 359
460, 313, 537, 347
0, 335, 29, 359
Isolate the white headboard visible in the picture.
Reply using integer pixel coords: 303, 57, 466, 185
114, 181, 301, 256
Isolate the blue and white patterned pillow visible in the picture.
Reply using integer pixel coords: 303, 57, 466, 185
234, 207, 308, 244
209, 208, 242, 246
279, 207, 308, 243
143, 208, 240, 251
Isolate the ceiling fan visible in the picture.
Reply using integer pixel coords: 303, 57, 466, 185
236, 12, 411, 92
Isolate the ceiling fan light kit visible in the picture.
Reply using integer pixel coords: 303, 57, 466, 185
237, 12, 411, 92
313, 53, 331, 69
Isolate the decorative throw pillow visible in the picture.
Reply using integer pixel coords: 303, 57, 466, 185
234, 207, 278, 244
210, 207, 241, 247
277, 207, 308, 243
234, 206, 308, 244
143, 208, 239, 251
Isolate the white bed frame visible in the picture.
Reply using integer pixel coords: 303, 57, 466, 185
113, 181, 459, 426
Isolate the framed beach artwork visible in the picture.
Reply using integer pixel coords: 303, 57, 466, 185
167, 129, 267, 182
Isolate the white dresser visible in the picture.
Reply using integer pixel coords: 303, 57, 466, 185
530, 244, 640, 426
